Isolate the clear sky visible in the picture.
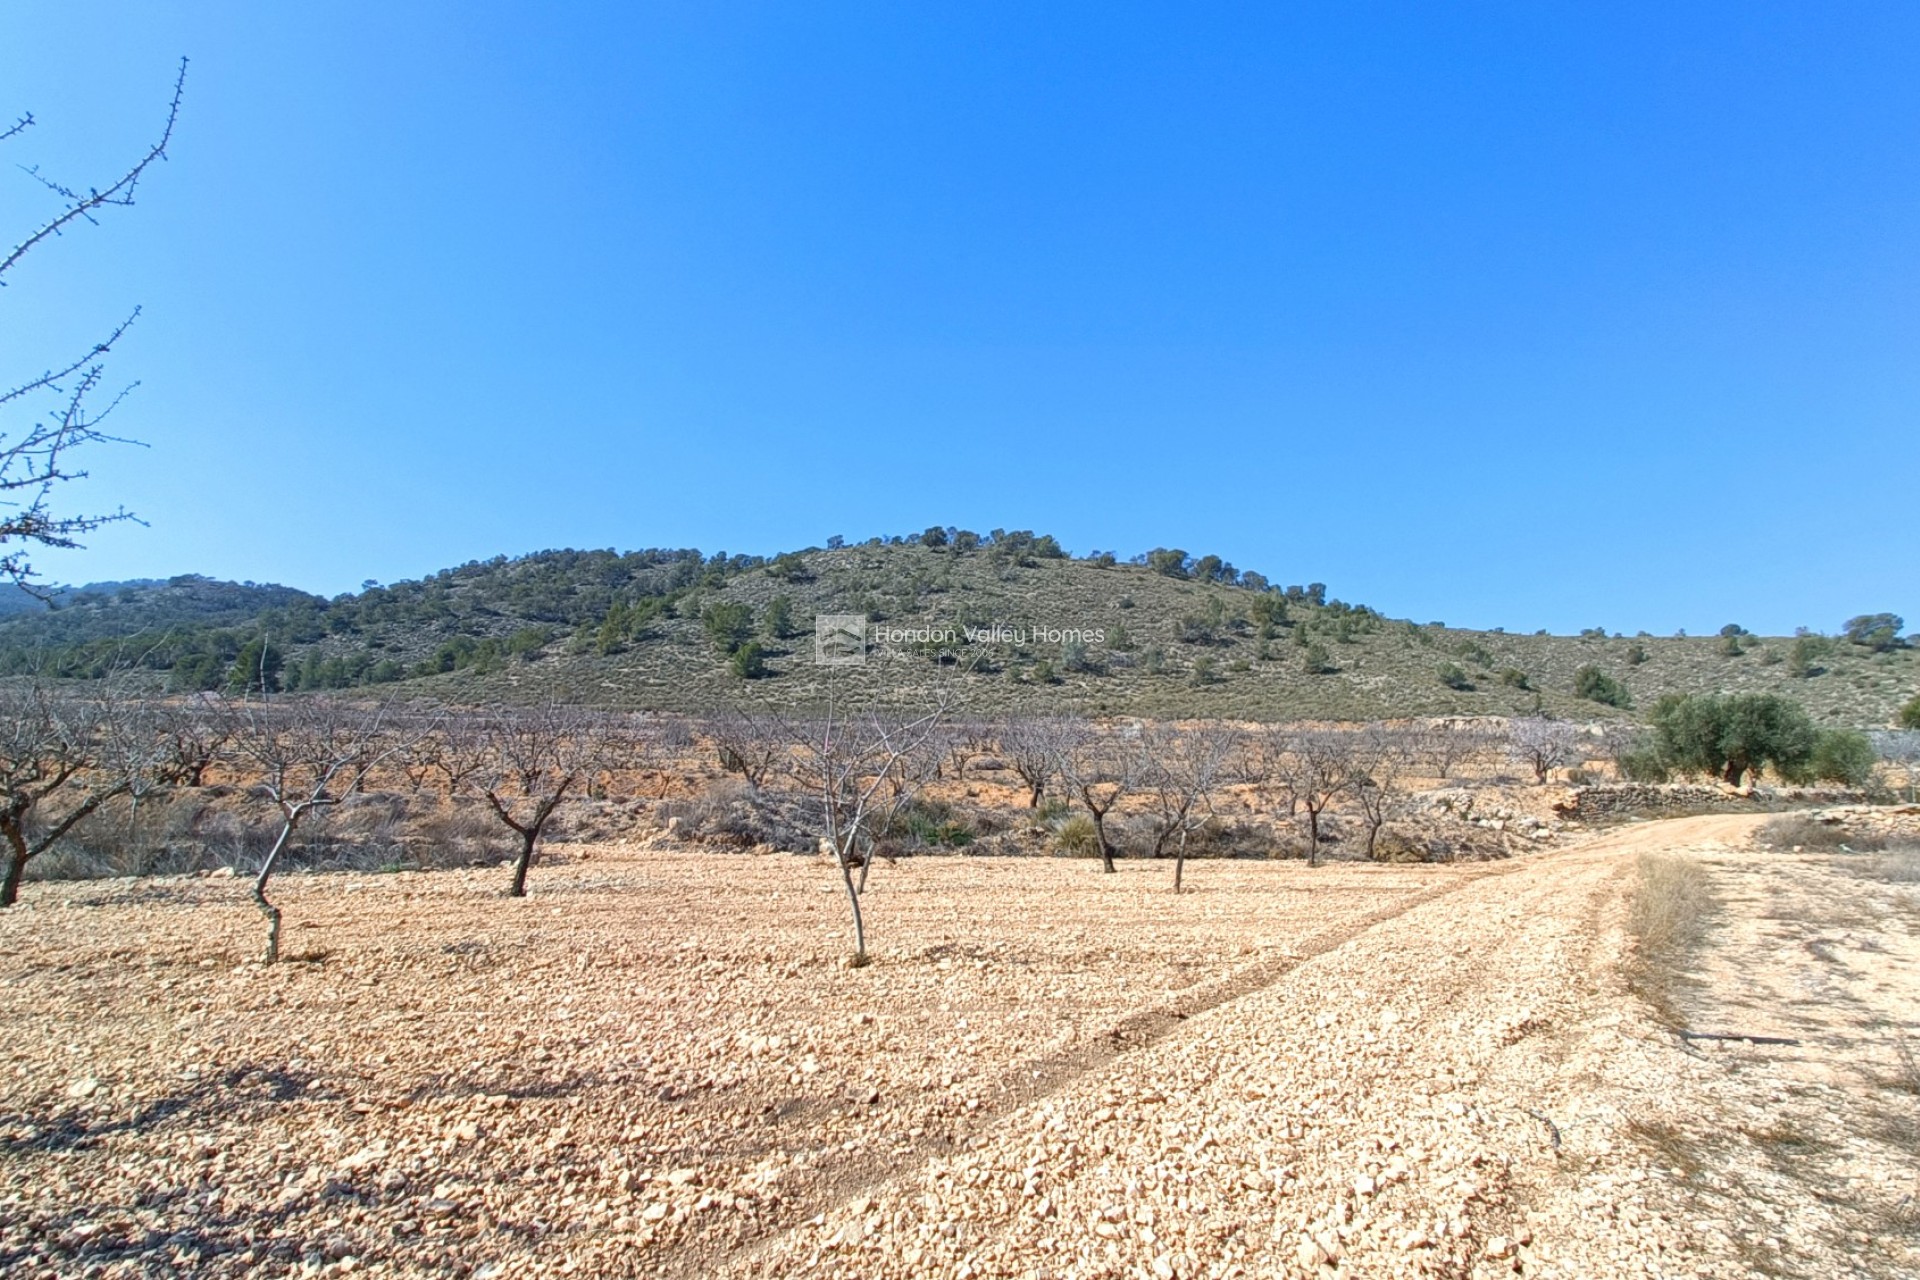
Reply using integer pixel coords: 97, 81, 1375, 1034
3, 2, 1915, 635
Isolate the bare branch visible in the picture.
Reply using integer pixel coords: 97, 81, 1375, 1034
0, 58, 187, 282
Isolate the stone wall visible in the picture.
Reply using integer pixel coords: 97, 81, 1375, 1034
1554, 783, 1868, 821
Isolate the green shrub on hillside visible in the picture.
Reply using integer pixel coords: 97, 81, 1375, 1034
702, 602, 756, 654
1844, 613, 1905, 653
762, 595, 796, 640
1574, 665, 1632, 708
1146, 548, 1190, 578
1437, 662, 1473, 691
729, 641, 769, 679
1901, 694, 1920, 729
1788, 634, 1831, 678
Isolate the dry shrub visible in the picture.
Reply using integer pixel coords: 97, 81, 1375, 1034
1052, 814, 1099, 857
1626, 851, 1716, 1027
1757, 814, 1883, 852
1861, 847, 1920, 883
659, 778, 814, 852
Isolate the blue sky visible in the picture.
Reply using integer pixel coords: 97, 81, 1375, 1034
3, 2, 1915, 634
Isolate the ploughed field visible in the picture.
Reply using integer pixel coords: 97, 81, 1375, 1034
0, 847, 1449, 1278
7, 819, 1918, 1280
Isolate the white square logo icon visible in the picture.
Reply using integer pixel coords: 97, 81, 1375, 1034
815, 614, 867, 665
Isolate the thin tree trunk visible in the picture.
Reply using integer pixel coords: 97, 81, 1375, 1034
1092, 810, 1116, 874
1307, 807, 1320, 868
837, 842, 869, 966
1173, 829, 1189, 893
0, 822, 28, 909
509, 825, 538, 897
253, 817, 297, 964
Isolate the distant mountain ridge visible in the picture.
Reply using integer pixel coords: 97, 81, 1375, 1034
0, 539, 1910, 727
0, 575, 320, 638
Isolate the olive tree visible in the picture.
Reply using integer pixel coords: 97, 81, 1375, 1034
1647, 693, 1817, 788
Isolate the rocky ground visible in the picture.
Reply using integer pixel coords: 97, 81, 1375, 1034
3, 814, 1917, 1278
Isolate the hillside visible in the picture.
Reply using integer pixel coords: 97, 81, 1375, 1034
1, 537, 1913, 725
0, 576, 322, 649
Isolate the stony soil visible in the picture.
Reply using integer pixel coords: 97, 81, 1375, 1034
3, 816, 1917, 1278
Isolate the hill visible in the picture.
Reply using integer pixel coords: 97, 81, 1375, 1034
0, 576, 322, 650
0, 535, 1912, 725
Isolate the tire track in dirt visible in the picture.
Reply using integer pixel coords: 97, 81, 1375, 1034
690, 844, 1569, 1277
703, 813, 1778, 1278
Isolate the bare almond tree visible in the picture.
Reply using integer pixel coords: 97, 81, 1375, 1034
150, 694, 233, 788
1870, 731, 1920, 803
1507, 717, 1585, 785
2, 61, 186, 590
1139, 721, 1239, 891
229, 698, 400, 962
999, 715, 1077, 808
430, 710, 493, 800
784, 693, 952, 966
943, 720, 996, 782
395, 722, 444, 794
707, 707, 787, 789
1261, 725, 1356, 867
1350, 722, 1415, 860
1414, 718, 1495, 780
1059, 721, 1145, 874
463, 703, 607, 899
591, 710, 661, 800
0, 683, 151, 906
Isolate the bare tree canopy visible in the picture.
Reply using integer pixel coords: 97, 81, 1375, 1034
1507, 717, 1586, 785
782, 693, 951, 966
707, 708, 788, 790
1138, 721, 1238, 891
229, 697, 402, 962
999, 715, 1078, 809
0, 683, 155, 906
1258, 725, 1358, 868
2, 60, 187, 590
1058, 720, 1146, 875
460, 703, 608, 899
1349, 722, 1415, 860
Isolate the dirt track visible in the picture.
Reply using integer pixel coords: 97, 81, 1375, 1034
4, 815, 1917, 1278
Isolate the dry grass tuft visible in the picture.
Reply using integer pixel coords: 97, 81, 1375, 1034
1757, 814, 1883, 853
1864, 848, 1920, 884
1626, 851, 1716, 1027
